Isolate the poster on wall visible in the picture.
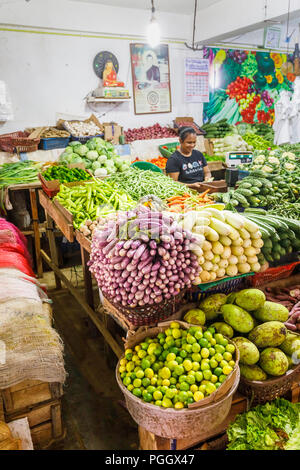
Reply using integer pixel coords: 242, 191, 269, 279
185, 57, 209, 103
203, 47, 296, 125
130, 43, 172, 115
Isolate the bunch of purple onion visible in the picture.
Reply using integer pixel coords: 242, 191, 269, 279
88, 206, 200, 308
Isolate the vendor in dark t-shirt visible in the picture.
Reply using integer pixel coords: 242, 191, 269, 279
166, 127, 211, 191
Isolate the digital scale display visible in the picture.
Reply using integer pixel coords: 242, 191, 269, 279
226, 152, 253, 167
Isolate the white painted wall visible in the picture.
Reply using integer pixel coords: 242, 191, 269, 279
0, 0, 204, 133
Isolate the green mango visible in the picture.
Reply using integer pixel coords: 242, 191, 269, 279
233, 337, 260, 365
211, 322, 234, 338
221, 304, 254, 333
199, 294, 227, 321
248, 321, 287, 348
240, 364, 267, 381
235, 289, 266, 311
259, 348, 289, 377
252, 301, 289, 323
279, 332, 300, 356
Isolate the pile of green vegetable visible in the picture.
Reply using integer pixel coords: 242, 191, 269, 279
59, 137, 131, 177
240, 149, 299, 174
106, 167, 194, 201
243, 209, 300, 263
269, 202, 300, 220
0, 161, 42, 212
279, 142, 300, 157
252, 122, 274, 142
227, 398, 300, 450
213, 171, 296, 209
201, 119, 232, 138
242, 132, 277, 150
54, 180, 136, 229
211, 134, 252, 158
42, 165, 91, 183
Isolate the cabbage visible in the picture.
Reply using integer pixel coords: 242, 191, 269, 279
86, 140, 97, 151
92, 161, 101, 171
94, 167, 108, 177
64, 146, 73, 154
69, 141, 81, 147
98, 155, 107, 163
86, 150, 99, 161
74, 144, 88, 156
72, 155, 83, 163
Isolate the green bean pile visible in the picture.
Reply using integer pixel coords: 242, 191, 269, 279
107, 168, 194, 201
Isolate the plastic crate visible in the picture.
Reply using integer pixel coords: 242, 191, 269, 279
159, 142, 179, 158
70, 134, 104, 144
190, 273, 255, 302
39, 137, 70, 150
250, 261, 300, 287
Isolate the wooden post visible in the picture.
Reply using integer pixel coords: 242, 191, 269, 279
29, 188, 43, 278
80, 245, 94, 310
45, 214, 61, 290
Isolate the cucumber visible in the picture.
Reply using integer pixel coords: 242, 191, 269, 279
268, 215, 300, 233
244, 208, 267, 215
235, 188, 253, 197
233, 192, 248, 205
251, 187, 261, 195
244, 216, 280, 241
245, 178, 263, 188
236, 182, 252, 189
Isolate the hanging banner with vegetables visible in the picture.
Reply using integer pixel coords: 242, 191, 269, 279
203, 47, 296, 125
130, 43, 172, 115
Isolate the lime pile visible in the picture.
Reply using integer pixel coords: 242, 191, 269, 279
118, 322, 236, 409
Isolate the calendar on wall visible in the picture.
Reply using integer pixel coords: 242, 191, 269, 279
184, 58, 209, 103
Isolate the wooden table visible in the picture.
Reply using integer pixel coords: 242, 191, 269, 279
8, 182, 44, 278
38, 190, 123, 359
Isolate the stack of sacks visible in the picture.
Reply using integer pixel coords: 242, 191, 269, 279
0, 220, 66, 388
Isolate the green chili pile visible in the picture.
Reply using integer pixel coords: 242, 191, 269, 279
54, 179, 136, 229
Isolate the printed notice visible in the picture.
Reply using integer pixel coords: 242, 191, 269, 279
185, 58, 209, 103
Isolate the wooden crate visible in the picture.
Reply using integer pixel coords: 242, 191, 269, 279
38, 190, 74, 242
1, 380, 63, 414
5, 399, 64, 449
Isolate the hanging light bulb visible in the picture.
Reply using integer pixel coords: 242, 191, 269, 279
147, 0, 160, 48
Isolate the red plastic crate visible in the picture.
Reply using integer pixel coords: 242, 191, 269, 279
250, 261, 300, 287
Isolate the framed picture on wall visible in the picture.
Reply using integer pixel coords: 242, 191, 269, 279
130, 43, 172, 115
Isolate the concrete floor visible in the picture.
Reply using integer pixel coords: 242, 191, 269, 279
40, 266, 139, 450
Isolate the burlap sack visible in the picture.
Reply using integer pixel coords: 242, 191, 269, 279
0, 316, 66, 388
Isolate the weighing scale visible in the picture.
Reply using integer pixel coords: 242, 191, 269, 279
225, 151, 253, 167
225, 152, 253, 187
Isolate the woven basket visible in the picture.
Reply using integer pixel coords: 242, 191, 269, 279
238, 364, 300, 406
102, 289, 187, 328
0, 132, 40, 153
117, 320, 240, 439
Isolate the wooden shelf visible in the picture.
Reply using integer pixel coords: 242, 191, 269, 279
86, 97, 131, 103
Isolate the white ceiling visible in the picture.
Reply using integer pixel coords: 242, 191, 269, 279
71, 0, 223, 15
